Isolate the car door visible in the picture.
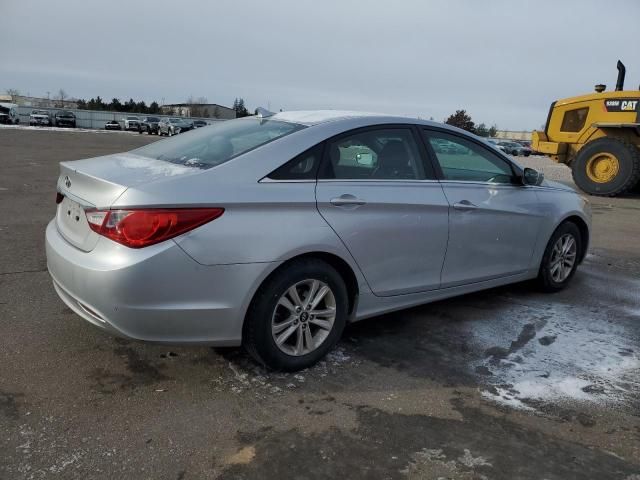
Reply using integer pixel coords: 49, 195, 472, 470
422, 128, 543, 287
315, 126, 449, 296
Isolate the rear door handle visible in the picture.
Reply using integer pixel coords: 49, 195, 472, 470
330, 194, 367, 207
453, 200, 478, 211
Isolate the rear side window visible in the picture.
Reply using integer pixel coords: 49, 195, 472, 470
268, 144, 323, 180
560, 108, 588, 132
320, 128, 426, 180
424, 130, 515, 184
134, 118, 306, 169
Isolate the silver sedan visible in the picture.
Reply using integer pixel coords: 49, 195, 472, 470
46, 111, 591, 371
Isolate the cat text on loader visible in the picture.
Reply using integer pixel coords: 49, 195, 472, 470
531, 60, 640, 196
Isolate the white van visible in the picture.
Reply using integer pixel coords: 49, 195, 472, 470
0, 103, 20, 125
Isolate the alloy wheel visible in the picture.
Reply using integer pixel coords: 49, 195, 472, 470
271, 279, 336, 356
549, 233, 577, 282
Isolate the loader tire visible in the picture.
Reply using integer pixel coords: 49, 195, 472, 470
572, 137, 640, 196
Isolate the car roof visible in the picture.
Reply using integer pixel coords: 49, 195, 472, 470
268, 109, 466, 131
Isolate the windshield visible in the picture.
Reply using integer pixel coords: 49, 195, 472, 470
134, 117, 305, 169
58, 110, 73, 116
147, 117, 159, 122
170, 118, 182, 122
32, 110, 48, 115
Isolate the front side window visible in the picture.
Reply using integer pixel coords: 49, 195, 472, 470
560, 107, 588, 132
320, 128, 425, 180
134, 117, 305, 169
425, 130, 515, 184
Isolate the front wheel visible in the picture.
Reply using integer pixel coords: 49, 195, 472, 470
537, 222, 582, 292
243, 259, 348, 371
572, 137, 640, 196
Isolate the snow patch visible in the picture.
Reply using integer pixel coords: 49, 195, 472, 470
117, 155, 194, 177
477, 297, 640, 411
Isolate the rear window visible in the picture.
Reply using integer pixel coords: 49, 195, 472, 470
133, 117, 305, 169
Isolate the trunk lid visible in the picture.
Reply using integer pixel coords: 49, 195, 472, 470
56, 152, 199, 251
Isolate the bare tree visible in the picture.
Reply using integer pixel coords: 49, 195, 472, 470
5, 88, 20, 96
55, 88, 68, 107
187, 96, 208, 117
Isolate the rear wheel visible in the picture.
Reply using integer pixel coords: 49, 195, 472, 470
572, 137, 640, 196
537, 222, 582, 292
243, 259, 348, 371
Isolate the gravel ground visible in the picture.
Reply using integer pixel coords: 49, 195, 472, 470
516, 154, 574, 183
1, 128, 639, 480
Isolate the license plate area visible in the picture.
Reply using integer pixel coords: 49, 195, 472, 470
56, 196, 98, 251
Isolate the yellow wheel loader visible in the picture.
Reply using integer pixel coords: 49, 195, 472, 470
532, 61, 640, 196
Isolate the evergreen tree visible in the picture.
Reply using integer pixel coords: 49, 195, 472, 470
444, 110, 476, 133
475, 123, 489, 137
110, 98, 122, 111
125, 98, 136, 112
233, 97, 249, 118
149, 101, 160, 114
488, 124, 498, 137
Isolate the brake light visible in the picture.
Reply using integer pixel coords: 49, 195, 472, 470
86, 208, 224, 248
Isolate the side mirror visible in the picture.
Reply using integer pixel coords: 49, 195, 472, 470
522, 167, 544, 186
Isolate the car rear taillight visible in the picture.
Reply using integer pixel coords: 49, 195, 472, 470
85, 208, 224, 248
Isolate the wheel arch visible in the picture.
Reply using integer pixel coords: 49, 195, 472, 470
559, 214, 590, 263
246, 251, 360, 322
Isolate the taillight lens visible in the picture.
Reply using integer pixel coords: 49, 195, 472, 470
86, 208, 224, 248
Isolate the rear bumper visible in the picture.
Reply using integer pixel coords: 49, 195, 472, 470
45, 220, 276, 345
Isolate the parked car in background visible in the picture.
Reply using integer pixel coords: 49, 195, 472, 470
485, 139, 507, 152
139, 116, 161, 135
193, 120, 208, 128
46, 111, 591, 371
158, 117, 193, 136
104, 120, 122, 131
0, 102, 20, 124
30, 110, 52, 126
123, 116, 140, 131
498, 140, 531, 156
54, 110, 76, 128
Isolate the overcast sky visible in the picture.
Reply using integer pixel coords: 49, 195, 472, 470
1, 0, 639, 130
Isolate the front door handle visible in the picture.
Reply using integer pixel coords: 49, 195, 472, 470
453, 200, 478, 211
330, 194, 367, 207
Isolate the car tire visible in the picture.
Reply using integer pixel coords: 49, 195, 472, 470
537, 221, 582, 293
243, 258, 349, 371
571, 137, 640, 197
168, 129, 173, 137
